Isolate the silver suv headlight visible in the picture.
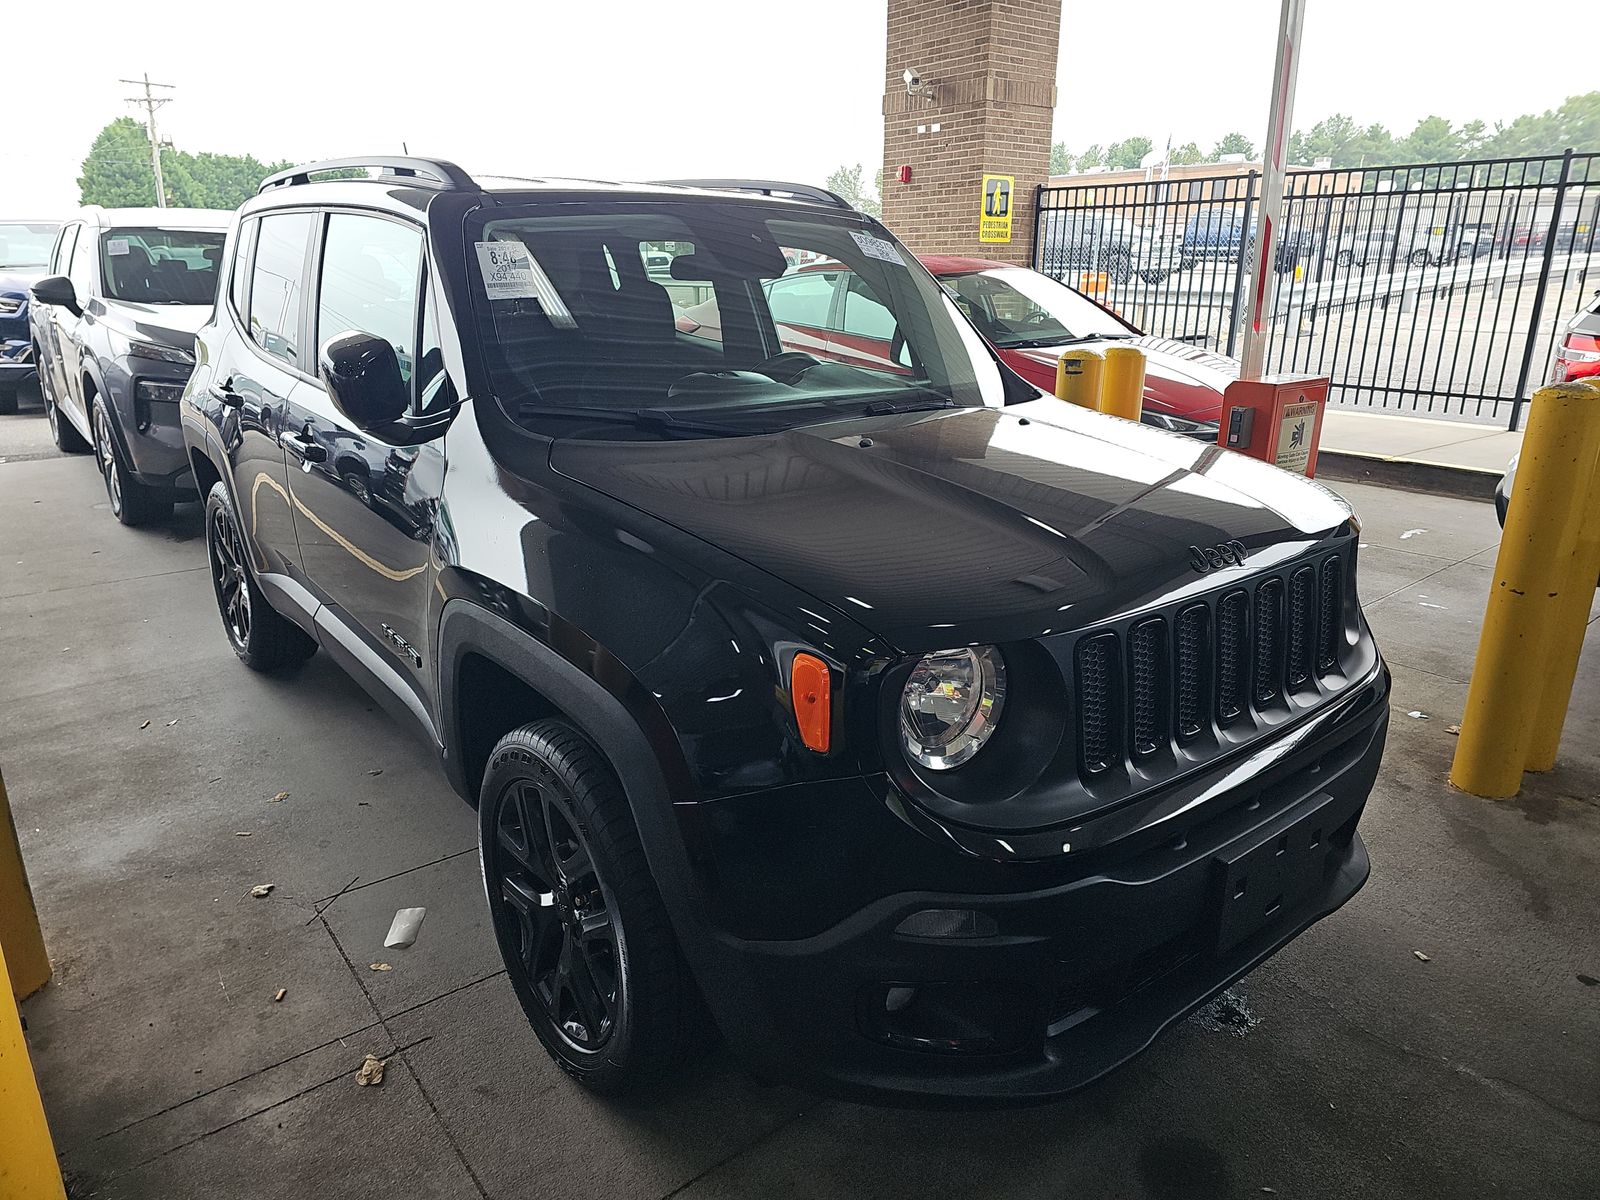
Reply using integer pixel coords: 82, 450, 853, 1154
899, 646, 1007, 769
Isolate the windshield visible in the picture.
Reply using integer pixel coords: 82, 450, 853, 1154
940, 267, 1135, 349
468, 201, 1007, 440
100, 227, 227, 304
0, 223, 60, 271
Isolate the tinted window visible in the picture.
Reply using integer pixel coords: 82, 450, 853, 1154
316, 214, 424, 384
229, 220, 256, 318
765, 272, 835, 329
416, 288, 455, 416
101, 228, 226, 304
840, 275, 897, 340
249, 213, 313, 366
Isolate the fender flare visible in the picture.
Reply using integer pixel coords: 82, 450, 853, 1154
435, 599, 714, 950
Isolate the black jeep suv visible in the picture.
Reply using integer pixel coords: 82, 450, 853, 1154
182, 158, 1388, 1104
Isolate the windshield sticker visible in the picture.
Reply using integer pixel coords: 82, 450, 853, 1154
850, 231, 905, 266
474, 240, 576, 327
106, 238, 130, 256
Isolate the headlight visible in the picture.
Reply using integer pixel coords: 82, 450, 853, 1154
0, 296, 23, 315
135, 379, 186, 404
126, 340, 195, 366
899, 646, 1007, 769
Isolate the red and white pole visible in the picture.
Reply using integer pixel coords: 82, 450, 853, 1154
1237, 0, 1307, 381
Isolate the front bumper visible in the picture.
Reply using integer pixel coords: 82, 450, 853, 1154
104, 356, 194, 489
0, 337, 36, 386
687, 661, 1389, 1105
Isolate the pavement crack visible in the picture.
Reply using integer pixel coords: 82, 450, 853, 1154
656, 1105, 817, 1200
309, 846, 475, 914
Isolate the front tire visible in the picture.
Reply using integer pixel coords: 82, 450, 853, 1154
45, 387, 90, 453
203, 481, 317, 670
93, 399, 171, 526
480, 719, 705, 1095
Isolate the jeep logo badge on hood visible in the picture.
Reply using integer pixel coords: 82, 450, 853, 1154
1190, 540, 1249, 572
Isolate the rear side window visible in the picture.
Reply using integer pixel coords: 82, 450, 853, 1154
68, 229, 95, 298
249, 213, 313, 367
52, 225, 78, 275
765, 273, 836, 329
315, 213, 424, 385
840, 275, 897, 340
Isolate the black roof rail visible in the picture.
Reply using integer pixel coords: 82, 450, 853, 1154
648, 179, 852, 208
258, 156, 477, 194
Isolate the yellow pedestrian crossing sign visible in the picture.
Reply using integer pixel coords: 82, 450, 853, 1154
980, 174, 1014, 243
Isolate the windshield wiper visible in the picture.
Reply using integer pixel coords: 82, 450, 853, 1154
516, 403, 765, 436
859, 397, 960, 417
1004, 332, 1137, 350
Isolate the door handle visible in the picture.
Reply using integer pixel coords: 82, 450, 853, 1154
280, 427, 328, 464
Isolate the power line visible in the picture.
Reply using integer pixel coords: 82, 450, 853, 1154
119, 73, 175, 207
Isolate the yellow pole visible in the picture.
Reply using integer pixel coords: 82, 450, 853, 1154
0, 938, 66, 1200
0, 772, 50, 1001
1055, 348, 1103, 410
1526, 382, 1600, 771
1451, 381, 1600, 797
1100, 346, 1146, 421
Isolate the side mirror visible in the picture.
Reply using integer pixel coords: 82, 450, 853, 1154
31, 275, 80, 317
319, 331, 409, 433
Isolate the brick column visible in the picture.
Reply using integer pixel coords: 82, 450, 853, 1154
881, 0, 1061, 266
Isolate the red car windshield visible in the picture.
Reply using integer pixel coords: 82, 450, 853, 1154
939, 267, 1134, 349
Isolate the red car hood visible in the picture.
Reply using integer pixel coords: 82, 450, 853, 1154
1011, 335, 1237, 422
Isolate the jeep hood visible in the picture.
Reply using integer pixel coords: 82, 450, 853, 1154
550, 398, 1351, 652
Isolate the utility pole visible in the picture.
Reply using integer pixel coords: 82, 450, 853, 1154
120, 73, 175, 207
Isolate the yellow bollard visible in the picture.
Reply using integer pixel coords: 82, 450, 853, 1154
1055, 348, 1103, 410
0, 771, 50, 1001
1451, 381, 1600, 797
1100, 346, 1146, 422
0, 938, 67, 1200
1526, 385, 1600, 772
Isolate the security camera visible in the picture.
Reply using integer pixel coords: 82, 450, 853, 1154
903, 67, 922, 95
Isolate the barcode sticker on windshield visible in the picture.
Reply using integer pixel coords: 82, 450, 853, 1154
850, 231, 904, 266
106, 239, 130, 256
474, 241, 575, 327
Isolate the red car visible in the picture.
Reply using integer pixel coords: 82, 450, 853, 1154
675, 255, 1232, 436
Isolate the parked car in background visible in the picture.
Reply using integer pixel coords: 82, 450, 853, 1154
677, 255, 1233, 435
1493, 289, 1600, 525
1039, 210, 1180, 282
29, 207, 230, 524
184, 159, 1387, 1103
0, 220, 61, 412
1182, 208, 1305, 273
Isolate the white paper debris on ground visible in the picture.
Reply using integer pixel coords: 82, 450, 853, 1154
1419, 602, 1446, 609
1407, 711, 1430, 720
1400, 528, 1427, 539
250, 884, 275, 898
356, 1054, 386, 1087
274, 988, 287, 1002
1414, 950, 1431, 962
384, 907, 427, 948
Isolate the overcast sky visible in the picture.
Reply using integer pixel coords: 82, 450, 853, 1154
6, 0, 1586, 216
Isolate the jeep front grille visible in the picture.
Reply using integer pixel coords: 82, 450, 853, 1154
1073, 551, 1348, 781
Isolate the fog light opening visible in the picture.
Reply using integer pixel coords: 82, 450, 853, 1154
893, 908, 999, 939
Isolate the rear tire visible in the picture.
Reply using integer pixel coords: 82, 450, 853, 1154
203, 480, 317, 670
45, 387, 90, 453
480, 719, 708, 1095
93, 398, 171, 526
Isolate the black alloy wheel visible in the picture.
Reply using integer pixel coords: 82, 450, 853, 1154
202, 481, 317, 670
209, 498, 252, 653
46, 384, 89, 453
480, 720, 707, 1094
93, 399, 171, 525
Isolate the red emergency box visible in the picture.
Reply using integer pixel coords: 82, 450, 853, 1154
1218, 374, 1329, 476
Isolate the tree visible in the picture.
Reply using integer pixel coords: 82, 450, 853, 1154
825, 163, 880, 218
1075, 144, 1104, 172
1049, 141, 1073, 175
78, 117, 292, 209
1105, 137, 1154, 170
1169, 142, 1205, 166
1398, 115, 1458, 163
1211, 132, 1256, 160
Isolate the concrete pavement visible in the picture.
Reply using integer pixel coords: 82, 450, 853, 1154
2, 399, 1597, 1199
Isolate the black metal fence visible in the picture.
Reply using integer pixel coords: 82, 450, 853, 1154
1033, 152, 1599, 428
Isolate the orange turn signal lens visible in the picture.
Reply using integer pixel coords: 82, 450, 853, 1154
790, 652, 832, 753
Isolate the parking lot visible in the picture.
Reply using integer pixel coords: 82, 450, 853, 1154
4, 388, 1597, 1200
